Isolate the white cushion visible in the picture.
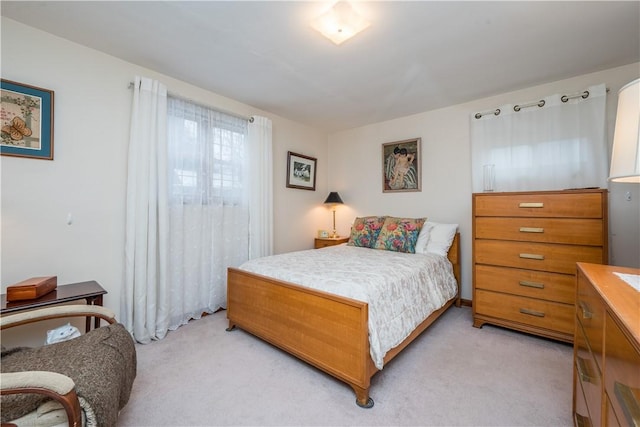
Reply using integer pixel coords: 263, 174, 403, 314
414, 222, 434, 254
424, 222, 458, 256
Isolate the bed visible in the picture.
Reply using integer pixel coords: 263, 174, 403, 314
226, 219, 460, 408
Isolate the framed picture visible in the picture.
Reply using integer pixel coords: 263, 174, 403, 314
1, 79, 54, 160
382, 137, 421, 193
286, 151, 317, 191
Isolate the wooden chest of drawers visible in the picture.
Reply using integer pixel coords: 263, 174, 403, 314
472, 189, 608, 342
573, 263, 640, 427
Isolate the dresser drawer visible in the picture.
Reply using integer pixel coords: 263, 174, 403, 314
474, 264, 574, 304
475, 289, 574, 335
474, 240, 604, 274
605, 313, 640, 427
577, 269, 605, 371
474, 217, 604, 246
474, 192, 604, 218
576, 318, 602, 425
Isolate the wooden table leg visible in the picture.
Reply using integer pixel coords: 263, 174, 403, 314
84, 295, 104, 332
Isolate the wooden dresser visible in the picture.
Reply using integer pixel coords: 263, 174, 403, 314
574, 263, 640, 427
472, 189, 608, 342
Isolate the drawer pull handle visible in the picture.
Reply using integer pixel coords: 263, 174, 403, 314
519, 202, 544, 208
519, 280, 544, 289
614, 382, 640, 427
576, 356, 594, 384
574, 413, 591, 427
519, 253, 545, 260
519, 308, 545, 318
519, 227, 544, 233
578, 301, 593, 319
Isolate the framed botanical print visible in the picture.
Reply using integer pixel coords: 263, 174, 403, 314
286, 151, 317, 191
382, 138, 421, 192
1, 79, 54, 160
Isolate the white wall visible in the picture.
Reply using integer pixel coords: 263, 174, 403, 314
328, 63, 640, 300
0, 18, 328, 325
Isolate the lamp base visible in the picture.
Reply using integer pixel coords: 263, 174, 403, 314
330, 210, 339, 239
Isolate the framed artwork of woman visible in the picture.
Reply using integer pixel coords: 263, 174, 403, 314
382, 138, 421, 193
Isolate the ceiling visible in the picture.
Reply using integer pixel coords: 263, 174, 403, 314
2, 1, 639, 132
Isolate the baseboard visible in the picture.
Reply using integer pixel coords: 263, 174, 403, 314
459, 298, 472, 307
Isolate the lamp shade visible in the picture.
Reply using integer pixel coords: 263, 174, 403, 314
609, 78, 640, 183
324, 192, 344, 204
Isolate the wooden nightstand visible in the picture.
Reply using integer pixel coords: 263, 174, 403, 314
314, 237, 349, 249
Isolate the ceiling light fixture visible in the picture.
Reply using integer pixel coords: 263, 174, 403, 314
311, 1, 371, 45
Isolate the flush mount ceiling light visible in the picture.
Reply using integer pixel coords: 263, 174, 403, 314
311, 1, 371, 45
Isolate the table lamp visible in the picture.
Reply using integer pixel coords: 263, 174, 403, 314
324, 192, 344, 238
609, 78, 639, 183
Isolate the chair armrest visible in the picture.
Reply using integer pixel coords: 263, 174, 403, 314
1, 372, 82, 427
1, 305, 116, 330
1, 371, 74, 395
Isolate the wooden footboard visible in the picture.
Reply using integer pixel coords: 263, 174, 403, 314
226, 268, 373, 405
227, 233, 461, 407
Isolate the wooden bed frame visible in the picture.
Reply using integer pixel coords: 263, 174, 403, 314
226, 233, 461, 408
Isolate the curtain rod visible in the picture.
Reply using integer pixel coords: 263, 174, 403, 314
128, 81, 254, 123
474, 88, 606, 119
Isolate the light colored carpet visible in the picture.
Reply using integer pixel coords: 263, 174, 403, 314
117, 306, 573, 426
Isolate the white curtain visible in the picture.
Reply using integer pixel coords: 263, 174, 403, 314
247, 116, 273, 259
165, 96, 250, 328
124, 80, 273, 342
123, 76, 170, 343
470, 84, 608, 192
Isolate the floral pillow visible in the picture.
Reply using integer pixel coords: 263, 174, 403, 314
373, 217, 426, 253
348, 216, 386, 248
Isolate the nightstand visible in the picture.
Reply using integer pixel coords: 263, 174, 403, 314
314, 237, 349, 249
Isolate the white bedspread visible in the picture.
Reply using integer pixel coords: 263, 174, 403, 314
238, 244, 458, 369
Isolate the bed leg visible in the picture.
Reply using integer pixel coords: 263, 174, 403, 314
352, 385, 374, 408
455, 296, 462, 308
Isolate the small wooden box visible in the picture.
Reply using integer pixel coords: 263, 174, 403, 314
6, 276, 58, 302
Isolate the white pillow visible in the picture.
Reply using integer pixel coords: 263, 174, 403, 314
425, 222, 458, 257
414, 222, 434, 254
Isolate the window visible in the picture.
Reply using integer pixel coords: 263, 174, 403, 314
167, 96, 248, 205
471, 84, 608, 192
